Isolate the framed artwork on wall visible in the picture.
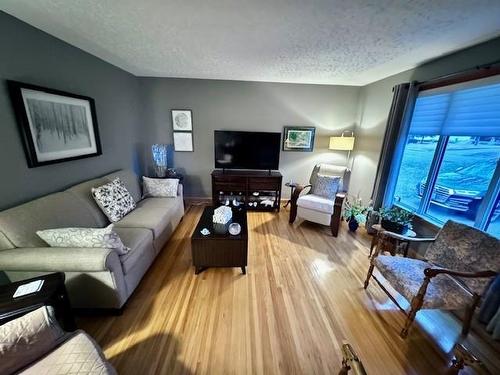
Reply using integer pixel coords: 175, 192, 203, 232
282, 126, 316, 152
8, 80, 101, 168
173, 132, 194, 152
171, 109, 193, 131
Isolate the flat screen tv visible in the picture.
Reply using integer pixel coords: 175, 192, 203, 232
214, 130, 281, 170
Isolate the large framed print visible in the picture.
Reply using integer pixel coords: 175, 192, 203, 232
282, 126, 316, 152
8, 81, 102, 168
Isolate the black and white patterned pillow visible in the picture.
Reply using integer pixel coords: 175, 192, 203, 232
37, 225, 129, 255
312, 174, 340, 199
92, 178, 136, 222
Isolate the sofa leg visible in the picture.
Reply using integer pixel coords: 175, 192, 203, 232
462, 295, 480, 337
364, 264, 374, 289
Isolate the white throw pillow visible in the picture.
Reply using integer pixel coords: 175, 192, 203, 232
142, 177, 179, 198
92, 178, 136, 222
37, 225, 130, 255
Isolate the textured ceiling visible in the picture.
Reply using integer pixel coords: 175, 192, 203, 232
2, 0, 500, 85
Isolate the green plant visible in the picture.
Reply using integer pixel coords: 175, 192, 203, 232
343, 197, 367, 224
380, 206, 414, 226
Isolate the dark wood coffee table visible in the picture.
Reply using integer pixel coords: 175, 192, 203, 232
191, 206, 248, 275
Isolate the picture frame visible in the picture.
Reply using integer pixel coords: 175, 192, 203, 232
173, 132, 194, 152
8, 80, 102, 168
171, 109, 193, 131
282, 126, 316, 152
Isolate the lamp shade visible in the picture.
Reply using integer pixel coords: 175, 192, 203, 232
329, 136, 355, 151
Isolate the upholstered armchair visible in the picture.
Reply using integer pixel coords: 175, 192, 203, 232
364, 220, 499, 338
289, 164, 350, 237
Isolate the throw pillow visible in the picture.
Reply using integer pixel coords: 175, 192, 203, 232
142, 177, 179, 198
0, 306, 66, 375
36, 225, 129, 255
92, 178, 136, 222
312, 174, 341, 199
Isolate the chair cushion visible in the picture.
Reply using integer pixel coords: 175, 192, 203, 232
19, 331, 116, 375
0, 306, 66, 375
374, 255, 474, 309
114, 227, 154, 274
113, 197, 181, 238
311, 174, 340, 199
297, 194, 334, 214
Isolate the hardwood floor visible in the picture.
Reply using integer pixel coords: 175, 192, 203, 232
78, 205, 493, 374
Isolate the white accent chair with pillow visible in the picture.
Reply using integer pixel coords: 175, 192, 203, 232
289, 164, 350, 237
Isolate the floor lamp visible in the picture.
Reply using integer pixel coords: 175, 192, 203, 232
329, 131, 355, 169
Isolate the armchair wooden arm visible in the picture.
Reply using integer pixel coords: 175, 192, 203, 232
379, 230, 436, 243
289, 184, 312, 224
424, 267, 497, 279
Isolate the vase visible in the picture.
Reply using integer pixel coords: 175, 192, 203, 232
381, 219, 407, 234
348, 217, 359, 232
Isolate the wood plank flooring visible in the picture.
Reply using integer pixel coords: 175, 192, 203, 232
78, 205, 492, 374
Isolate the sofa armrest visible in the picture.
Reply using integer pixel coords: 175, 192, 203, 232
0, 247, 119, 272
177, 183, 183, 197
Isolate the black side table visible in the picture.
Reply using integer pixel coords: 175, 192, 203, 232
0, 272, 76, 331
283, 182, 299, 208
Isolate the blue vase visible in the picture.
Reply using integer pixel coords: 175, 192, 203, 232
348, 217, 359, 232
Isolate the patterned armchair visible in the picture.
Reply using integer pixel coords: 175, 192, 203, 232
289, 164, 350, 237
364, 220, 500, 338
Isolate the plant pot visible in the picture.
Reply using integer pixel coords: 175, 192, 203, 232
348, 217, 359, 232
381, 219, 407, 234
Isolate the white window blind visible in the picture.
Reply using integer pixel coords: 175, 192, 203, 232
409, 75, 500, 137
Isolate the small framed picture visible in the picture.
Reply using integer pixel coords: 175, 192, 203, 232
8, 80, 102, 167
171, 109, 193, 131
283, 126, 316, 152
173, 132, 194, 152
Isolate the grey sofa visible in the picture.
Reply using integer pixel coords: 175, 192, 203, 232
0, 170, 184, 309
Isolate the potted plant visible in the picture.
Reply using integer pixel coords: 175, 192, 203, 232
379, 206, 414, 234
343, 197, 367, 232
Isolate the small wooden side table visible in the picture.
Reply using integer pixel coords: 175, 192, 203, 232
0, 272, 76, 331
369, 224, 416, 258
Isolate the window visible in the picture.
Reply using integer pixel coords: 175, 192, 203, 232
389, 75, 500, 238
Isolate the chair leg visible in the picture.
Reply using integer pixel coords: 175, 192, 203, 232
289, 201, 297, 224
364, 264, 374, 289
462, 294, 480, 337
400, 276, 431, 338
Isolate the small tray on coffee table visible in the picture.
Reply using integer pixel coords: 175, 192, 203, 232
191, 206, 248, 275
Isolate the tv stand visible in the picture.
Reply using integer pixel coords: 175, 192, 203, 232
211, 169, 282, 212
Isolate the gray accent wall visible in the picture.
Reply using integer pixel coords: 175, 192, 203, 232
351, 37, 500, 204
0, 12, 142, 210
138, 78, 360, 197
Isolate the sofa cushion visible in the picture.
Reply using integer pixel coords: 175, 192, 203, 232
65, 177, 110, 227
19, 331, 116, 375
103, 170, 142, 203
0, 306, 66, 375
297, 194, 335, 214
114, 227, 154, 274
0, 192, 101, 248
142, 177, 179, 198
113, 197, 181, 239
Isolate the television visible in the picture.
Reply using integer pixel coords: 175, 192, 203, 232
214, 130, 281, 170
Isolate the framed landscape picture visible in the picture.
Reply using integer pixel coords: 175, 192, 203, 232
171, 109, 193, 131
283, 126, 316, 152
173, 132, 194, 152
8, 81, 101, 168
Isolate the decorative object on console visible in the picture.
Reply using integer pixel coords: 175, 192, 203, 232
173, 132, 194, 151
213, 206, 232, 225
142, 176, 179, 198
91, 178, 136, 222
171, 109, 193, 131
379, 206, 414, 234
151, 144, 168, 177
36, 225, 129, 255
329, 131, 355, 167
343, 197, 368, 233
283, 126, 316, 152
289, 164, 350, 237
8, 81, 101, 168
229, 222, 242, 236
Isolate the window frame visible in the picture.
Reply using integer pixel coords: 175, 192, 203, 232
387, 77, 500, 233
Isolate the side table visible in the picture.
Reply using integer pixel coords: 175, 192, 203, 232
369, 224, 416, 258
0, 272, 76, 331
